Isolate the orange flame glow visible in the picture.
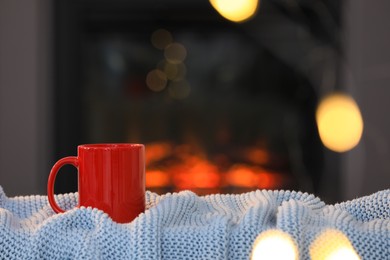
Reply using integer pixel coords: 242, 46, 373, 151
145, 141, 290, 194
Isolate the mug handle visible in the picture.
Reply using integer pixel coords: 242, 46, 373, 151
47, 156, 78, 213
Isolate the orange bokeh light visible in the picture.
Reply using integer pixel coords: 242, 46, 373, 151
172, 156, 221, 189
146, 170, 171, 187
145, 142, 173, 165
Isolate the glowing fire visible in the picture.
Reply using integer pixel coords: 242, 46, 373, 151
145, 141, 291, 194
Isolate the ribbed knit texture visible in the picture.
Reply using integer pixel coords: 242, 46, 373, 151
0, 186, 388, 259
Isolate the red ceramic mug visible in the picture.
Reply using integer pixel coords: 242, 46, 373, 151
47, 143, 145, 223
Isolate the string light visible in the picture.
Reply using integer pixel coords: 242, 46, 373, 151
316, 93, 363, 152
209, 0, 259, 23
251, 230, 298, 260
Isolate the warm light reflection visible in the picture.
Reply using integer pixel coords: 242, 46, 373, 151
310, 229, 360, 260
316, 93, 363, 152
251, 229, 298, 260
164, 43, 187, 64
151, 29, 173, 50
210, 0, 259, 23
146, 69, 167, 92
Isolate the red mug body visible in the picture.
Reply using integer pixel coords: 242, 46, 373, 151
47, 144, 145, 223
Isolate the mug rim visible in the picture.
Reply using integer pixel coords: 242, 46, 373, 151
79, 143, 144, 149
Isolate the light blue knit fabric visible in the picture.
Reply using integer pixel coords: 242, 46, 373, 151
0, 185, 388, 259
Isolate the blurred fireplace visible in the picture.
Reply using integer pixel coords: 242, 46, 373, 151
54, 0, 327, 195
145, 141, 293, 194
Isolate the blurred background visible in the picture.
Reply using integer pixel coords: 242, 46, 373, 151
0, 0, 389, 203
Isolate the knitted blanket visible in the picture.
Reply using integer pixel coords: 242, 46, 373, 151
0, 186, 388, 259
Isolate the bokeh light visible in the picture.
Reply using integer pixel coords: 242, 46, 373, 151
164, 43, 187, 64
157, 60, 187, 81
316, 93, 363, 152
251, 229, 298, 260
210, 0, 259, 23
146, 69, 167, 92
310, 229, 360, 260
151, 29, 173, 50
146, 170, 170, 187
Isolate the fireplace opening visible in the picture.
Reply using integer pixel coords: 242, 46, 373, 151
54, 1, 329, 195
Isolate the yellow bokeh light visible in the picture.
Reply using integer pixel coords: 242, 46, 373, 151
325, 247, 361, 260
151, 29, 173, 50
157, 60, 187, 81
251, 229, 298, 260
209, 0, 259, 23
316, 93, 363, 152
146, 69, 167, 92
164, 43, 187, 64
310, 229, 360, 260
